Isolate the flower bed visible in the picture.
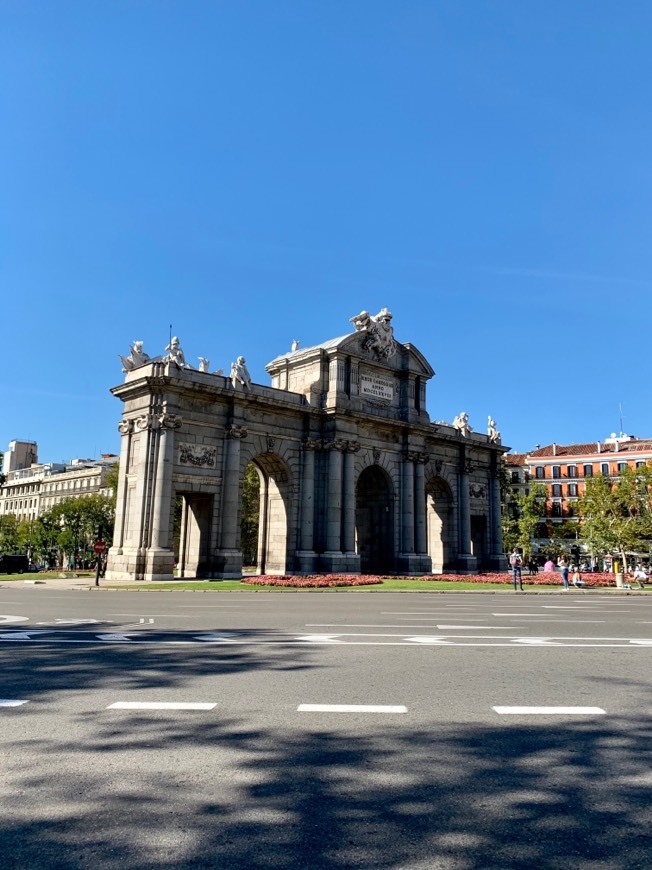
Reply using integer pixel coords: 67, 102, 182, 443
241, 574, 383, 588
413, 571, 618, 587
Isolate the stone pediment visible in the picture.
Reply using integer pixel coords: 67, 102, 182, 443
266, 310, 434, 421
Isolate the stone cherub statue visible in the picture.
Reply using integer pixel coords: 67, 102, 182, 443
349, 307, 397, 360
164, 336, 186, 368
230, 356, 251, 390
487, 416, 501, 444
453, 411, 473, 437
119, 340, 151, 372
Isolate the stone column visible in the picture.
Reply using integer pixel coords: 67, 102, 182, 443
457, 449, 477, 573
221, 425, 246, 550
113, 418, 133, 552
414, 454, 428, 555
325, 440, 345, 553
296, 438, 319, 573
342, 441, 360, 554
150, 414, 181, 550
401, 452, 416, 556
488, 457, 508, 570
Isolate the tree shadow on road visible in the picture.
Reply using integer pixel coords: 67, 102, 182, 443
1, 686, 651, 868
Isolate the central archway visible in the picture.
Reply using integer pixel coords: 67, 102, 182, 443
355, 465, 395, 574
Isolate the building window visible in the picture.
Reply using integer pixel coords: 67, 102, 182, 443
567, 502, 576, 517
636, 461, 646, 468
618, 462, 627, 472
511, 471, 520, 483
584, 464, 593, 477
568, 483, 578, 496
552, 502, 562, 517
552, 465, 561, 479
535, 466, 545, 479
601, 463, 610, 476
552, 484, 562, 497
568, 466, 577, 478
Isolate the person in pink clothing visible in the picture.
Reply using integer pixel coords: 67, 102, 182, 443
543, 559, 555, 573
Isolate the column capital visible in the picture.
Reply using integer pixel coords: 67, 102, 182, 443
159, 413, 182, 429
226, 425, 248, 439
134, 414, 154, 432
325, 438, 348, 452
117, 419, 134, 436
303, 437, 323, 451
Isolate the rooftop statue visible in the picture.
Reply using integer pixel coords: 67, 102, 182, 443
119, 340, 151, 372
230, 356, 251, 390
349, 307, 397, 360
487, 416, 501, 444
453, 411, 473, 437
164, 336, 186, 368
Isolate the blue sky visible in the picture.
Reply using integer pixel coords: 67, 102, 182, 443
2, 1, 651, 463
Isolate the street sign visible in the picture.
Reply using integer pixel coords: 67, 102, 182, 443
93, 541, 107, 554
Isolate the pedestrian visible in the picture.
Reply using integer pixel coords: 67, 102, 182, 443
631, 565, 648, 589
558, 555, 570, 590
571, 565, 585, 587
509, 548, 524, 591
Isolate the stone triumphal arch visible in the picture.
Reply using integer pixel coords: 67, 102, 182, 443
107, 310, 508, 581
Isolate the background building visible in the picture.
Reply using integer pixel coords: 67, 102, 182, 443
505, 433, 652, 559
0, 441, 118, 521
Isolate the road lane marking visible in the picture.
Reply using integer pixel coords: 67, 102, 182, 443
0, 615, 28, 623
107, 702, 216, 710
96, 633, 134, 642
404, 636, 453, 644
298, 704, 407, 713
435, 625, 525, 630
298, 634, 344, 643
493, 706, 605, 715
194, 633, 241, 642
0, 700, 29, 707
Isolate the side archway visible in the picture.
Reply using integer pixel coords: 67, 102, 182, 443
246, 453, 292, 575
426, 477, 456, 573
355, 465, 395, 574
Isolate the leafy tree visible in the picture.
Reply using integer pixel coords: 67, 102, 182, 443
39, 494, 115, 569
503, 484, 547, 559
0, 514, 19, 553
103, 461, 120, 509
241, 462, 261, 566
578, 465, 652, 573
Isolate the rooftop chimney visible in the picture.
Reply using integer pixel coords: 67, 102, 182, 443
552, 443, 557, 456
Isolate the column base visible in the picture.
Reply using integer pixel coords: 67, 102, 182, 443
319, 552, 361, 574
212, 548, 243, 579
456, 554, 479, 574
294, 551, 319, 574
106, 547, 176, 581
396, 553, 433, 575
486, 554, 509, 571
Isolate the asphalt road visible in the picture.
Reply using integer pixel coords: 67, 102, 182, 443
0, 588, 650, 869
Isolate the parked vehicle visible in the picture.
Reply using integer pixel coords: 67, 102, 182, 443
0, 554, 30, 574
